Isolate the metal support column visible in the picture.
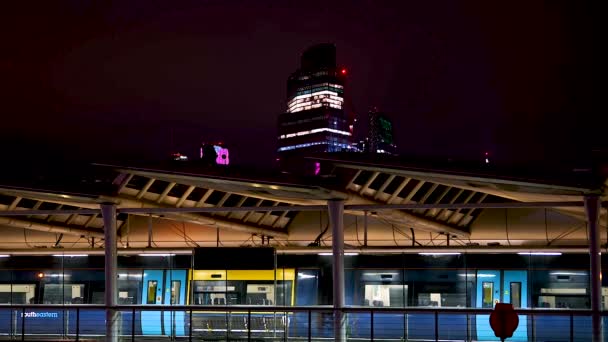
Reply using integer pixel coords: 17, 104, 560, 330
328, 200, 346, 341
363, 210, 368, 247
101, 204, 119, 342
585, 195, 602, 342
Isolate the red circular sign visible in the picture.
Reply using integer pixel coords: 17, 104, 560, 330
489, 303, 519, 340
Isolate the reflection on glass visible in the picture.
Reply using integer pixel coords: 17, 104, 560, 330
147, 280, 157, 304
364, 284, 407, 307
190, 280, 292, 305
482, 282, 494, 308
510, 282, 521, 308
0, 284, 36, 304
43, 284, 84, 304
171, 280, 181, 305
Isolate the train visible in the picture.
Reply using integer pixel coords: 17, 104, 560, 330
0, 249, 604, 340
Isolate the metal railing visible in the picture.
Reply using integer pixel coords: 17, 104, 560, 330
0, 304, 605, 341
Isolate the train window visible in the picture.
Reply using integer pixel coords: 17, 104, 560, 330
482, 282, 493, 308
147, 281, 158, 304
171, 280, 181, 305
364, 284, 406, 307
275, 282, 293, 306
43, 284, 84, 304
191, 280, 235, 305
0, 284, 36, 304
510, 282, 522, 308
246, 284, 275, 305
118, 271, 142, 304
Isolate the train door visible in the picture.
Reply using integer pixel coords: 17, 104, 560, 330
476, 270, 528, 341
162, 270, 187, 337
142, 270, 165, 335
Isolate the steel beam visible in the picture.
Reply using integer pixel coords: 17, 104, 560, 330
359, 172, 380, 195
156, 182, 176, 203
425, 186, 452, 215
196, 189, 214, 207
388, 178, 411, 203
136, 178, 155, 199
402, 181, 425, 203
176, 186, 196, 208
0, 216, 104, 238
455, 193, 488, 226
374, 175, 396, 199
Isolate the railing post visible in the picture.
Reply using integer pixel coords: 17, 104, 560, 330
131, 308, 135, 342
225, 310, 229, 341
531, 312, 536, 341
188, 308, 193, 342
308, 309, 312, 342
248, 309, 251, 341
75, 308, 80, 342
370, 310, 374, 341
466, 313, 470, 342
21, 307, 25, 341
403, 312, 407, 341
434, 311, 439, 342
570, 313, 574, 342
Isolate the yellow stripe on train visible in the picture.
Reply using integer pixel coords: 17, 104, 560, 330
191, 269, 295, 281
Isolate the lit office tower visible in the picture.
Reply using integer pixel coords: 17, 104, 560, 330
277, 44, 354, 158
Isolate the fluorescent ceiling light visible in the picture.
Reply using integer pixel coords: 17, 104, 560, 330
517, 252, 562, 256
457, 273, 495, 278
118, 273, 143, 278
318, 252, 358, 256
550, 272, 587, 276
53, 254, 87, 257
297, 273, 316, 279
138, 253, 175, 257
419, 252, 461, 256
477, 273, 497, 278
0, 255, 10, 258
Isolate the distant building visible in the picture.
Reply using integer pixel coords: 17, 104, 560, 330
368, 108, 396, 155
277, 44, 354, 160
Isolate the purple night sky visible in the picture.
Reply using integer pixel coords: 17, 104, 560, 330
1, 1, 599, 169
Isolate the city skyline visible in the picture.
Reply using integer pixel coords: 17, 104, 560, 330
1, 1, 599, 170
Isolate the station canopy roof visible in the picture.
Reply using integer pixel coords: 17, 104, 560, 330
0, 155, 606, 253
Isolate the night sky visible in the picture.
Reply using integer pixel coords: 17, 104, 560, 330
1, 1, 599, 170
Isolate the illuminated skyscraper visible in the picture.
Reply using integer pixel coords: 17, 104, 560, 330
277, 44, 354, 159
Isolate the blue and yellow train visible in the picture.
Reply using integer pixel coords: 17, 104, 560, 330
0, 250, 602, 340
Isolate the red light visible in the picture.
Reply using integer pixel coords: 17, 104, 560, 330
341, 69, 347, 75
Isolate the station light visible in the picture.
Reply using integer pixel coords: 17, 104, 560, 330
418, 252, 461, 256
138, 253, 175, 257
297, 273, 316, 279
517, 252, 562, 256
318, 252, 358, 256
0, 255, 10, 258
549, 272, 587, 276
52, 254, 87, 257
